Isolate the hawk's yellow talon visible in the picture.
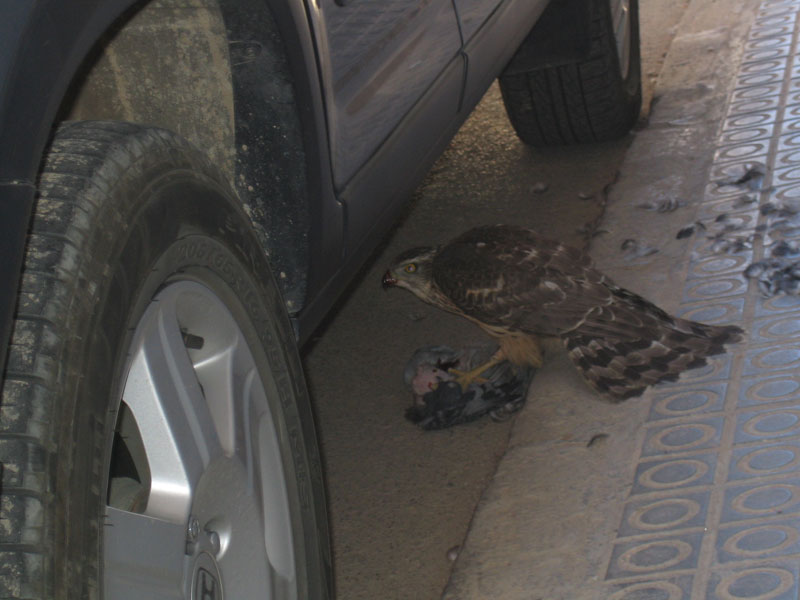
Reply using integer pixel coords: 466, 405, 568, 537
448, 368, 489, 391
448, 349, 506, 391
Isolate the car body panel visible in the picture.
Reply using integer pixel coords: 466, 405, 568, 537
317, 0, 462, 190
0, 0, 554, 363
453, 0, 503, 42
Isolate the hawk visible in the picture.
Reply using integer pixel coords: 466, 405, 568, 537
382, 224, 743, 401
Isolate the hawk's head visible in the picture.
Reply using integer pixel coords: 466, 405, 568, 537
382, 246, 439, 301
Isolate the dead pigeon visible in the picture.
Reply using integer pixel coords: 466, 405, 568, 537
403, 345, 534, 429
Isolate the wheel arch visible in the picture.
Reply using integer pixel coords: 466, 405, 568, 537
0, 0, 334, 342
502, 0, 593, 75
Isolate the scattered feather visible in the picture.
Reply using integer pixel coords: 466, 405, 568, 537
716, 164, 766, 191
621, 238, 658, 259
531, 182, 549, 194
733, 194, 757, 208
760, 202, 778, 216
677, 221, 706, 239
710, 235, 753, 254
745, 258, 800, 296
577, 191, 595, 200
587, 433, 610, 448
447, 546, 460, 562
771, 240, 800, 257
636, 197, 686, 213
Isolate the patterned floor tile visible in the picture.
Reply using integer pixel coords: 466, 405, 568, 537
604, 1, 800, 595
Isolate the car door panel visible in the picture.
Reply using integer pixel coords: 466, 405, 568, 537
319, 0, 462, 189
460, 0, 549, 109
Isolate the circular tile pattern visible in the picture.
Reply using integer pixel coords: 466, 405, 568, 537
721, 126, 773, 144
754, 13, 795, 28
649, 423, 718, 453
749, 346, 800, 371
723, 524, 798, 557
610, 580, 684, 600
654, 389, 719, 416
779, 131, 800, 149
725, 110, 777, 127
741, 409, 800, 437
616, 539, 693, 573
736, 445, 800, 476
716, 141, 770, 161
782, 118, 800, 133
775, 165, 800, 184
730, 483, 800, 516
745, 376, 800, 402
759, 293, 800, 314
774, 181, 800, 201
747, 34, 792, 50
686, 278, 747, 300
737, 71, 784, 87
775, 148, 800, 166
729, 97, 780, 115
628, 498, 701, 532
714, 567, 794, 600
757, 316, 800, 340
741, 47, 788, 63
679, 302, 741, 324
638, 459, 710, 490
690, 254, 749, 277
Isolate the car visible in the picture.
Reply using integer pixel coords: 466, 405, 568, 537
0, 0, 640, 597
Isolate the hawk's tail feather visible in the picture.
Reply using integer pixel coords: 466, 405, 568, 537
563, 319, 744, 401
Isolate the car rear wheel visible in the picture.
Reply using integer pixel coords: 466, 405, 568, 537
0, 121, 332, 599
499, 0, 642, 146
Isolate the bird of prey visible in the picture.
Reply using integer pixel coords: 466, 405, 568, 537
382, 224, 744, 401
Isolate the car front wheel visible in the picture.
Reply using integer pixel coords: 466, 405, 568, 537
0, 121, 331, 599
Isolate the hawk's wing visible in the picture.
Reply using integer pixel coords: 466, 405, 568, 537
431, 225, 635, 338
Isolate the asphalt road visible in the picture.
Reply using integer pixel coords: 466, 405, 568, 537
303, 2, 692, 597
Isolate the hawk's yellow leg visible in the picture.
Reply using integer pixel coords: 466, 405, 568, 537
449, 334, 543, 391
449, 349, 507, 391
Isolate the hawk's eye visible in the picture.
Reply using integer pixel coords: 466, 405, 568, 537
404, 263, 417, 274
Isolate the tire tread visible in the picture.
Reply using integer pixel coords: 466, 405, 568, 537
0, 121, 211, 598
500, 0, 641, 146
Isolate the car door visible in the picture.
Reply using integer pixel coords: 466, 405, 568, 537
317, 0, 462, 191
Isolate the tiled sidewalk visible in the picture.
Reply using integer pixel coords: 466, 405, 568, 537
442, 0, 800, 598
605, 1, 800, 598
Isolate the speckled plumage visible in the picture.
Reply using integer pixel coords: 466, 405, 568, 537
383, 225, 744, 401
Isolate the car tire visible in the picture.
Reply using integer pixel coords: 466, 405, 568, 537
0, 121, 332, 599
499, 0, 642, 146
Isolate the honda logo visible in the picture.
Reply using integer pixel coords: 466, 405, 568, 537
194, 567, 220, 600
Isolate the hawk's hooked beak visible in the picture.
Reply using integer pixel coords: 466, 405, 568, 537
382, 270, 397, 289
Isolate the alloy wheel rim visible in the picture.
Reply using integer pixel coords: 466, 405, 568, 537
103, 279, 296, 599
611, 0, 632, 80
